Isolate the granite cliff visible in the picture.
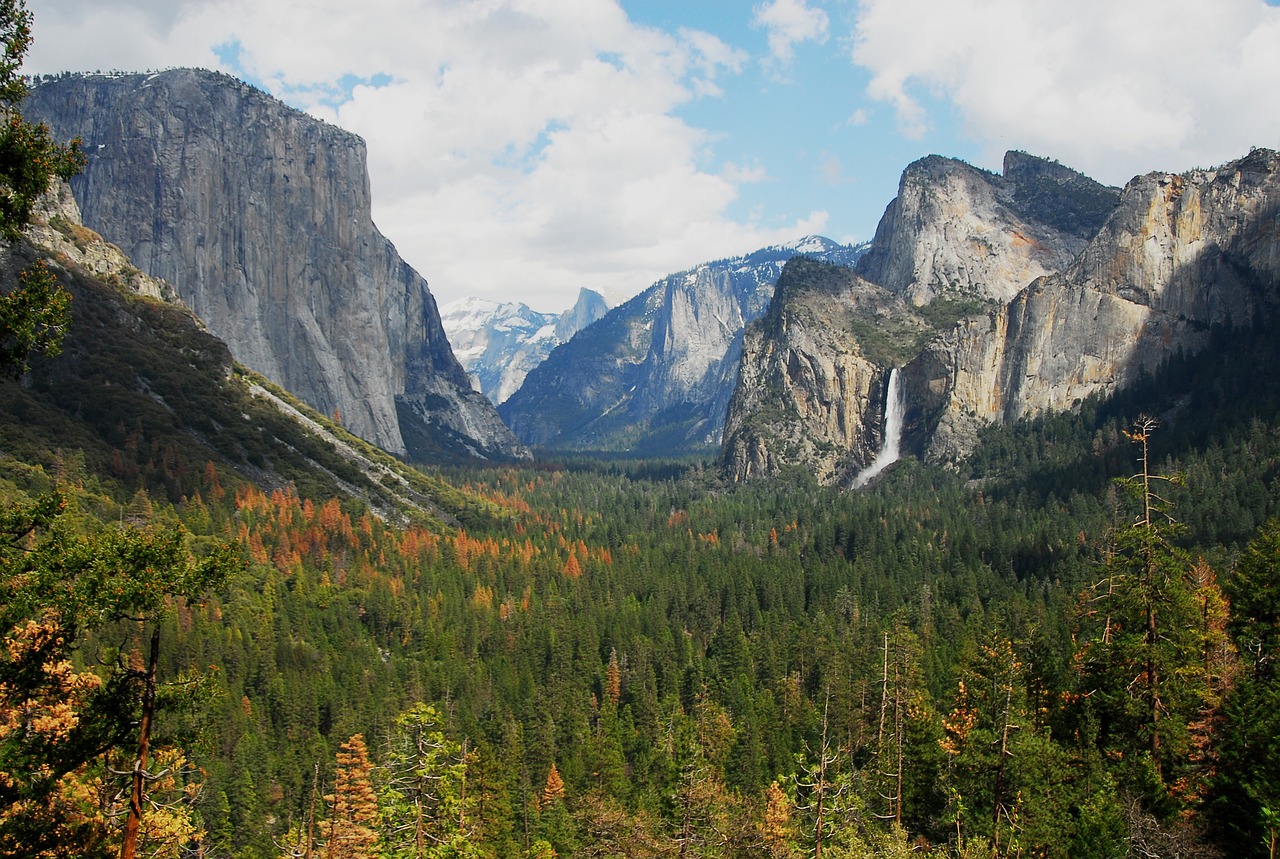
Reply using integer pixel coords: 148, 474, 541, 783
723, 152, 1123, 483
721, 258, 928, 485
498, 237, 866, 453
24, 69, 527, 463
857, 151, 1118, 306
913, 148, 1280, 463
725, 150, 1280, 484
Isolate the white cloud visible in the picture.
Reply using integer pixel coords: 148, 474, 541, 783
851, 0, 1280, 185
752, 0, 830, 65
25, 0, 819, 313
821, 154, 848, 186
844, 107, 870, 127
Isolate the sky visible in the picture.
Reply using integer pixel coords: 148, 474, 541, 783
26, 0, 1280, 314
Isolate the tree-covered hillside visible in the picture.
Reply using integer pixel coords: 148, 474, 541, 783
5, 216, 1280, 856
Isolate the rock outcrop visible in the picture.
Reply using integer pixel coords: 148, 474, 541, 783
26, 182, 176, 304
499, 237, 866, 453
724, 149, 1280, 484
914, 148, 1280, 462
25, 69, 528, 463
721, 259, 927, 485
723, 153, 1117, 483
857, 151, 1119, 306
441, 288, 609, 405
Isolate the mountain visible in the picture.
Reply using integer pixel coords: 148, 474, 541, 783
23, 69, 528, 464
11, 188, 1280, 859
5, 186, 495, 525
723, 149, 1280, 484
856, 150, 1119, 306
721, 258, 927, 485
722, 152, 1121, 484
440, 288, 609, 405
498, 236, 867, 453
913, 147, 1280, 463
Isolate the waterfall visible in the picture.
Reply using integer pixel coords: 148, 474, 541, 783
851, 367, 904, 489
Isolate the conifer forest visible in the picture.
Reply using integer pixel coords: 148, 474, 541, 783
7, 261, 1280, 857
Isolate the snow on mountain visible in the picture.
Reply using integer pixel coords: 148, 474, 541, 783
498, 235, 869, 453
441, 289, 609, 405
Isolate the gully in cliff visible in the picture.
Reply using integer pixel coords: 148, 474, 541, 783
851, 367, 904, 489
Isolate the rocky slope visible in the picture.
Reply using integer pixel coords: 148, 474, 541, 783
24, 69, 527, 463
724, 149, 1280, 484
441, 288, 609, 405
723, 152, 1121, 483
499, 237, 866, 453
6, 191, 478, 523
913, 148, 1280, 463
721, 259, 928, 485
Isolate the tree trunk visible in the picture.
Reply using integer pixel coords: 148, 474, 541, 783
120, 625, 160, 859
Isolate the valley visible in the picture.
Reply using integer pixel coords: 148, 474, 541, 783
4, 51, 1280, 859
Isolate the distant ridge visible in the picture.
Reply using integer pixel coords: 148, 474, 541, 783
499, 236, 867, 454
441, 288, 609, 405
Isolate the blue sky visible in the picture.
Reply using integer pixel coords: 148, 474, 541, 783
618, 0, 980, 241
27, 0, 1280, 313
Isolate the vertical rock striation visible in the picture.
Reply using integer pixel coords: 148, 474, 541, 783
857, 152, 1118, 306
721, 259, 926, 485
915, 148, 1280, 462
724, 149, 1280, 484
723, 152, 1117, 483
25, 69, 527, 462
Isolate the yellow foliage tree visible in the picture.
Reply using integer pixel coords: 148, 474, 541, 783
326, 734, 380, 859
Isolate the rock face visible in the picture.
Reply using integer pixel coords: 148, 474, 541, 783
721, 259, 927, 485
723, 152, 1122, 483
725, 149, 1280, 484
914, 148, 1280, 463
24, 69, 527, 462
441, 288, 609, 405
498, 237, 866, 453
857, 151, 1119, 306
26, 182, 177, 304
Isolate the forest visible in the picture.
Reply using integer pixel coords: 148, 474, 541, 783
4, 263, 1280, 858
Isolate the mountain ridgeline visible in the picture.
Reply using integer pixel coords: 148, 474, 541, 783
10, 61, 1280, 859
441, 288, 610, 405
723, 149, 1280, 485
498, 237, 866, 454
23, 69, 527, 464
22, 67, 1280, 491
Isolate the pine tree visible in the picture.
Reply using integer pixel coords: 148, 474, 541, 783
1209, 517, 1280, 853
379, 704, 478, 859
0, 494, 235, 858
0, 0, 84, 379
761, 780, 797, 858
605, 648, 622, 706
326, 734, 380, 859
1076, 418, 1204, 808
541, 763, 565, 808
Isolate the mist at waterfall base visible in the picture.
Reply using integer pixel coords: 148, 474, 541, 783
851, 368, 904, 489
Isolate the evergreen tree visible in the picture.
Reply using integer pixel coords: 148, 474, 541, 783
0, 0, 84, 378
379, 704, 478, 859
1075, 419, 1202, 806
327, 734, 380, 859
0, 494, 235, 858
1210, 518, 1280, 854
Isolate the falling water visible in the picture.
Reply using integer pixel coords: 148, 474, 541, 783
851, 367, 904, 489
